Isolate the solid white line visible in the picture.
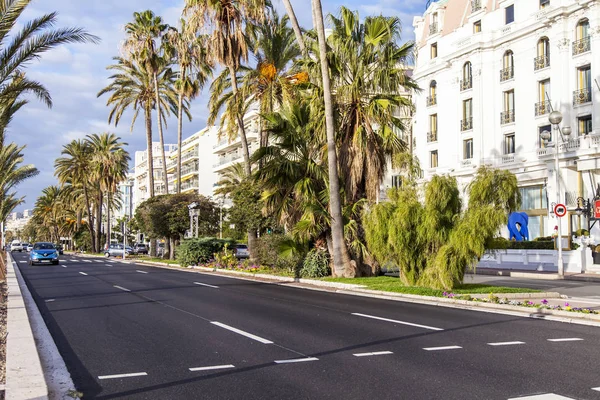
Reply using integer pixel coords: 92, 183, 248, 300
136, 270, 148, 274
508, 394, 575, 399
547, 338, 583, 342
592, 387, 600, 392
70, 260, 77, 262
79, 272, 88, 276
352, 313, 444, 331
114, 285, 130, 292
423, 346, 462, 351
353, 351, 393, 357
487, 341, 525, 346
98, 372, 147, 380
189, 364, 235, 372
194, 282, 219, 289
45, 299, 55, 303
274, 357, 319, 364
210, 321, 273, 344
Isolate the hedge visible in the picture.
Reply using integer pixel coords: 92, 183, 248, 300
176, 237, 236, 267
487, 238, 554, 250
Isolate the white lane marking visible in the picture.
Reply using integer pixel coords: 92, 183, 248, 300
423, 346, 462, 351
18, 261, 26, 263
70, 260, 78, 262
592, 387, 600, 392
45, 299, 55, 303
274, 357, 319, 364
189, 364, 235, 372
94, 260, 103, 263
210, 321, 273, 344
136, 270, 149, 274
353, 351, 393, 357
194, 282, 219, 289
98, 372, 147, 380
79, 272, 88, 276
352, 313, 444, 331
487, 341, 525, 346
114, 285, 131, 292
83, 260, 92, 263
105, 264, 112, 267
62, 266, 67, 268
508, 394, 575, 399
547, 338, 583, 342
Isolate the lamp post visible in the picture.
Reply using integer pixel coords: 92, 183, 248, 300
120, 181, 133, 260
540, 110, 571, 278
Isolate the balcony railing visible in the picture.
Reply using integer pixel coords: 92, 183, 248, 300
535, 101, 551, 116
501, 154, 515, 164
426, 95, 437, 106
500, 66, 514, 82
461, 159, 473, 168
533, 55, 549, 71
429, 22, 438, 35
460, 78, 472, 91
461, 117, 473, 131
471, 0, 482, 12
427, 131, 438, 143
500, 109, 515, 124
573, 88, 591, 106
572, 37, 591, 56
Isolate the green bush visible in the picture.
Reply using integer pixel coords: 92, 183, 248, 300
533, 236, 553, 242
254, 234, 287, 267
487, 238, 554, 250
300, 248, 331, 278
176, 237, 235, 267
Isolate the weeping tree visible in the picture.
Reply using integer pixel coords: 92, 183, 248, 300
363, 167, 520, 290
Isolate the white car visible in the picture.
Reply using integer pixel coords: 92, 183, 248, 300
10, 241, 23, 252
27, 244, 34, 252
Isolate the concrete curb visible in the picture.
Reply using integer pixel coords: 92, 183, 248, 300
511, 272, 563, 280
6, 253, 77, 400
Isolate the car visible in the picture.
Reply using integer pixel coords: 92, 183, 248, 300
54, 244, 64, 255
10, 241, 23, 252
26, 244, 34, 252
21, 243, 29, 251
104, 243, 131, 258
233, 244, 250, 259
29, 242, 59, 265
133, 243, 148, 255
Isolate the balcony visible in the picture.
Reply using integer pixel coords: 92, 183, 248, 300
534, 101, 551, 116
461, 117, 473, 131
426, 95, 437, 107
460, 78, 472, 91
212, 138, 229, 149
533, 55, 549, 71
214, 152, 242, 168
500, 110, 515, 125
460, 159, 473, 168
427, 131, 437, 143
501, 154, 515, 164
573, 88, 591, 106
471, 0, 481, 12
429, 22, 438, 35
572, 37, 591, 56
500, 67, 514, 82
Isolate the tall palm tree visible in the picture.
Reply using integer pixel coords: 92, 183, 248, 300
281, 0, 305, 53
164, 21, 212, 193
33, 186, 62, 242
124, 10, 171, 195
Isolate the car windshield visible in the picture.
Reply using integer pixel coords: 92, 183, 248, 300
137, 244, 146, 248
34, 243, 54, 250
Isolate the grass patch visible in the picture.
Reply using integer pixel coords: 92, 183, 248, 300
321, 276, 539, 297
134, 257, 181, 265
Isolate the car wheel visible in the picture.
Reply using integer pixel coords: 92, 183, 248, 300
105, 252, 110, 258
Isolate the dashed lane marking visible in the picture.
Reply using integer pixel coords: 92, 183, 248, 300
189, 364, 235, 372
488, 341, 525, 346
70, 260, 78, 262
194, 282, 219, 289
18, 261, 26, 263
423, 346, 462, 351
62, 266, 67, 268
79, 272, 88, 276
136, 270, 149, 274
507, 394, 575, 399
94, 260, 103, 263
98, 372, 147, 380
114, 285, 130, 292
353, 351, 393, 357
352, 313, 444, 331
82, 260, 92, 263
591, 387, 600, 392
547, 338, 583, 342
274, 357, 319, 364
210, 321, 273, 344
45, 299, 55, 303
105, 264, 112, 267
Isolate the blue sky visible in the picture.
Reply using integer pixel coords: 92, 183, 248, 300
10, 0, 423, 211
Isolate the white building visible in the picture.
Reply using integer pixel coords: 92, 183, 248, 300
413, 0, 599, 240
114, 173, 135, 221
133, 142, 178, 207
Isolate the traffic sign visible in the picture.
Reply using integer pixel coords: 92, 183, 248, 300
554, 203, 567, 217
595, 200, 600, 219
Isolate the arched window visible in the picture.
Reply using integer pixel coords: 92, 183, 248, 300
501, 51, 514, 81
503, 50, 514, 68
429, 80, 437, 97
427, 80, 437, 106
576, 18, 589, 40
535, 37, 550, 70
461, 62, 472, 91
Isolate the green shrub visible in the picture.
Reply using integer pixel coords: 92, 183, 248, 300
214, 244, 238, 268
487, 238, 554, 250
573, 229, 589, 237
176, 237, 235, 267
300, 248, 331, 278
254, 234, 287, 267
533, 236, 553, 242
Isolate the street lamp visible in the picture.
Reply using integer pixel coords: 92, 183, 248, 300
541, 110, 571, 278
120, 181, 133, 260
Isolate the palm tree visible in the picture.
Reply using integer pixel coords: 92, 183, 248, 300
164, 21, 213, 193
281, 0, 306, 53
124, 10, 171, 194
98, 57, 179, 199
33, 186, 63, 242
214, 162, 248, 198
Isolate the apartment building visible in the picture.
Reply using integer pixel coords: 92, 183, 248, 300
413, 0, 599, 239
133, 142, 178, 208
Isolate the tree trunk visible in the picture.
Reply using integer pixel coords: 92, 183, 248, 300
176, 90, 184, 194
83, 185, 96, 252
169, 237, 175, 260
106, 191, 111, 248
228, 65, 251, 177
145, 106, 155, 198
96, 193, 103, 253
154, 72, 169, 195
282, 0, 306, 54
311, 0, 354, 278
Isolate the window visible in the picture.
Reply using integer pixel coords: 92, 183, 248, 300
430, 151, 438, 168
462, 99, 473, 131
538, 79, 550, 103
574, 19, 591, 55
463, 139, 474, 159
535, 37, 550, 70
504, 133, 515, 154
473, 20, 481, 33
578, 115, 592, 135
578, 65, 591, 90
431, 42, 438, 59
540, 0, 549, 9
428, 80, 437, 106
503, 90, 514, 111
538, 124, 552, 147
461, 62, 472, 90
505, 4, 514, 24
391, 175, 403, 188
519, 186, 548, 210
576, 19, 589, 40
501, 51, 514, 81
428, 114, 438, 142
430, 12, 439, 34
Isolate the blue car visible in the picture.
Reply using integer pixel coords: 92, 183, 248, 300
29, 242, 59, 265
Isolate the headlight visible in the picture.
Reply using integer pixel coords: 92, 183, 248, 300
32, 253, 40, 258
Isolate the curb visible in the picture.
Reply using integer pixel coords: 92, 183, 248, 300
6, 253, 77, 400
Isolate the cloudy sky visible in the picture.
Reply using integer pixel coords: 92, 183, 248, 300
10, 0, 424, 211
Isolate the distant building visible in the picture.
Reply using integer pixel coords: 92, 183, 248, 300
132, 142, 178, 208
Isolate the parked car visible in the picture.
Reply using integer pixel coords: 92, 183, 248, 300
54, 244, 64, 255
29, 242, 59, 265
10, 241, 23, 252
26, 244, 34, 252
21, 243, 29, 251
233, 244, 250, 259
104, 243, 131, 258
133, 243, 148, 255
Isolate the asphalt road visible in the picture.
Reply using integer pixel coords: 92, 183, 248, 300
12, 252, 600, 400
